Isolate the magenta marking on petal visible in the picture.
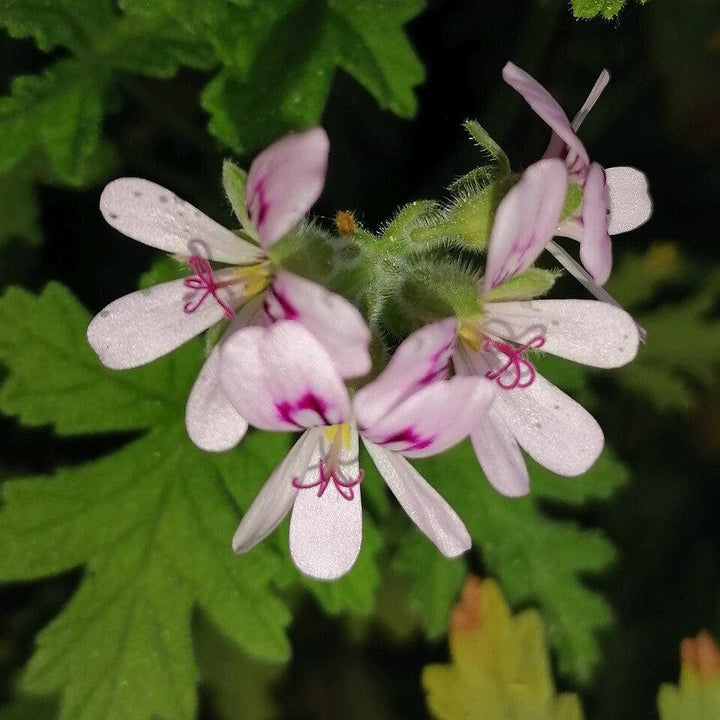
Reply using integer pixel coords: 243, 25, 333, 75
262, 283, 300, 322
483, 334, 545, 390
183, 254, 235, 320
380, 426, 435, 452
292, 462, 364, 501
275, 391, 331, 427
418, 336, 455, 387
247, 177, 270, 227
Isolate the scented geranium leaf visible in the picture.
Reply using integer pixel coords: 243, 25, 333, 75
0, 283, 196, 434
0, 167, 41, 248
0, 695, 56, 720
196, 614, 283, 720
202, 0, 424, 153
119, 0, 293, 71
0, 282, 293, 720
615, 271, 720, 412
571, 0, 647, 19
0, 0, 116, 53
531, 449, 629, 506
0, 4, 213, 184
658, 631, 720, 720
423, 577, 585, 720
0, 60, 109, 184
414, 442, 617, 685
394, 533, 467, 639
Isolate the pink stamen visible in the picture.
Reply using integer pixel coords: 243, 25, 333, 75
482, 334, 545, 390
183, 254, 235, 320
292, 461, 364, 501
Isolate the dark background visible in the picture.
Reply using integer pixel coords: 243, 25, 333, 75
2, 0, 720, 718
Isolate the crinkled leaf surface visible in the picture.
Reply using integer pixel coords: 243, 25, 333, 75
201, 0, 425, 153
413, 442, 623, 685
423, 577, 585, 720
394, 533, 467, 640
0, 1, 213, 184
0, 283, 294, 720
571, 0, 649, 19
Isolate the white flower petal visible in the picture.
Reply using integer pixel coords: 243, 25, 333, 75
289, 428, 362, 580
495, 371, 603, 476
100, 178, 262, 264
605, 167, 652, 235
87, 272, 244, 369
486, 299, 640, 368
220, 321, 351, 432
470, 404, 530, 497
264, 270, 371, 378
483, 159, 568, 291
186, 345, 248, 452
353, 319, 458, 428
363, 439, 471, 557
232, 428, 320, 553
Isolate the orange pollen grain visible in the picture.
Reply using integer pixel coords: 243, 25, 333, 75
335, 210, 357, 235
680, 631, 720, 680
449, 576, 483, 633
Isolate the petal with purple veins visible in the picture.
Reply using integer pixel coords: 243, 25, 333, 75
246, 127, 329, 248
483, 159, 568, 292
219, 321, 351, 431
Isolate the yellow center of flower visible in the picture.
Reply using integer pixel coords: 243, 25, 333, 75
458, 318, 483, 352
233, 261, 273, 298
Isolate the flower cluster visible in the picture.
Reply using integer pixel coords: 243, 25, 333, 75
88, 63, 650, 580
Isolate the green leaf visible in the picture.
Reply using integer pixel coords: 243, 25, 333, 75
394, 533, 467, 639
0, 284, 294, 720
196, 614, 283, 720
202, 0, 425, 153
0, 3, 213, 185
0, 60, 109, 185
414, 442, 621, 685
0, 283, 194, 434
614, 269, 720, 412
0, 0, 116, 53
571, 0, 648, 20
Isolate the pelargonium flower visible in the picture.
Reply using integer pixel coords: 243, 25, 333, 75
87, 127, 370, 451
452, 158, 640, 496
219, 320, 493, 580
503, 62, 652, 285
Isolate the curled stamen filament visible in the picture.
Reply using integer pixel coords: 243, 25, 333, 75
483, 334, 545, 390
183, 254, 236, 320
292, 430, 363, 501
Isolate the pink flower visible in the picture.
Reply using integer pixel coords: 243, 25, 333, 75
87, 127, 370, 451
503, 62, 652, 285
220, 321, 493, 580
453, 164, 641, 496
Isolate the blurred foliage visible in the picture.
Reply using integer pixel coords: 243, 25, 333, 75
657, 631, 720, 720
423, 576, 585, 720
1, 0, 720, 719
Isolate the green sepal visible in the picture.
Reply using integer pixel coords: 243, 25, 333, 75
380, 200, 443, 252
561, 183, 583, 224
463, 120, 511, 177
439, 175, 517, 251
222, 159, 252, 232
485, 267, 560, 302
382, 258, 483, 338
266, 223, 334, 282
